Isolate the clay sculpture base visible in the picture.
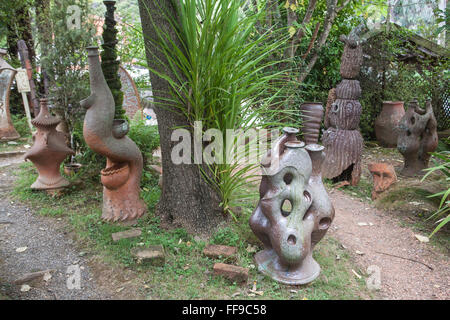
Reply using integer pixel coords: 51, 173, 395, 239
255, 249, 320, 285
321, 128, 363, 186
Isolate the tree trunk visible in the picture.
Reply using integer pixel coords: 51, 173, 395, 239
138, 0, 224, 236
35, 0, 51, 96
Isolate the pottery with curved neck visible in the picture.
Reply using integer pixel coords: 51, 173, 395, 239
81, 46, 146, 222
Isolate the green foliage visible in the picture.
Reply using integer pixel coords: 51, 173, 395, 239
40, 0, 97, 155
360, 26, 449, 139
422, 142, 450, 237
211, 227, 240, 247
128, 116, 160, 163
11, 114, 31, 138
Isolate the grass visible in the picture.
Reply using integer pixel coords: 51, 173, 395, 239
324, 175, 373, 203
10, 161, 371, 300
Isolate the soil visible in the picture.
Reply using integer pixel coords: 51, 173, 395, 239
329, 189, 449, 300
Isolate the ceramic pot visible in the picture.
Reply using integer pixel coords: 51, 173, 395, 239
375, 101, 405, 148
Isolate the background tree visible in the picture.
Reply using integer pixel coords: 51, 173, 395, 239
137, 0, 224, 235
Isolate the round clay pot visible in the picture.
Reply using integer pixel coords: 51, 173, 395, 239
64, 163, 82, 176
300, 102, 323, 145
375, 101, 405, 148
100, 163, 130, 190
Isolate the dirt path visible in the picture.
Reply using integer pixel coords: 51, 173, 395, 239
0, 155, 112, 300
328, 189, 450, 300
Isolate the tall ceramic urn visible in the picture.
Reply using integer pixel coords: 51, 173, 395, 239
375, 101, 405, 148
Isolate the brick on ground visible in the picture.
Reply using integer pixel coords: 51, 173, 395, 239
111, 228, 142, 242
213, 263, 248, 283
203, 244, 237, 259
133, 245, 165, 266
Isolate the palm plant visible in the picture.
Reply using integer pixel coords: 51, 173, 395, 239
142, 0, 298, 217
422, 139, 450, 237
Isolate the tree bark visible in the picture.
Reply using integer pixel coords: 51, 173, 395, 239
138, 0, 224, 236
35, 0, 51, 96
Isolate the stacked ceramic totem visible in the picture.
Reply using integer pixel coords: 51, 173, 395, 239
321, 33, 364, 186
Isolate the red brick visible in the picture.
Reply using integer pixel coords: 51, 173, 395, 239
213, 263, 248, 283
203, 244, 237, 259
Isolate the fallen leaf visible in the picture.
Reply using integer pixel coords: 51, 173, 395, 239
16, 247, 28, 253
290, 289, 298, 294
248, 293, 256, 297
20, 284, 31, 292
231, 292, 240, 297
355, 250, 364, 255
415, 234, 429, 243
246, 244, 257, 253
116, 287, 124, 293
336, 254, 341, 260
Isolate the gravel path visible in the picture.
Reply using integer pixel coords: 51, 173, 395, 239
0, 156, 112, 300
329, 189, 450, 300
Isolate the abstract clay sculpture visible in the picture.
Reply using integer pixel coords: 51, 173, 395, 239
24, 99, 74, 190
81, 46, 146, 222
300, 102, 323, 145
375, 101, 405, 148
250, 127, 334, 285
321, 33, 364, 186
0, 49, 20, 141
397, 99, 438, 177
368, 163, 397, 200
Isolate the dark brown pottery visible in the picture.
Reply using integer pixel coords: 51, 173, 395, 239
300, 102, 323, 145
